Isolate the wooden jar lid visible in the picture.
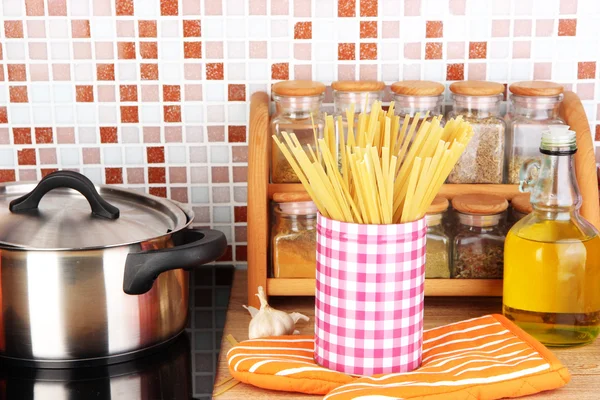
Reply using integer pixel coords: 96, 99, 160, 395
331, 80, 385, 92
427, 196, 449, 214
449, 80, 505, 96
272, 192, 312, 203
452, 194, 508, 215
511, 193, 533, 214
509, 81, 564, 96
391, 80, 445, 96
272, 80, 326, 96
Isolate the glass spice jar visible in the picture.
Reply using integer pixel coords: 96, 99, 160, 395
510, 193, 532, 223
452, 194, 508, 279
271, 80, 326, 183
447, 81, 507, 184
505, 81, 565, 184
391, 80, 446, 125
425, 196, 451, 279
271, 201, 317, 278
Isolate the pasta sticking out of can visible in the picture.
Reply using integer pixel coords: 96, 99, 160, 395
272, 100, 474, 224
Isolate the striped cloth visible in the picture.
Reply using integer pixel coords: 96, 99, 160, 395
227, 314, 570, 398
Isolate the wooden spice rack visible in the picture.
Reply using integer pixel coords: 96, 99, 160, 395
247, 91, 600, 308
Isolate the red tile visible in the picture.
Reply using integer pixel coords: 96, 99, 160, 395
236, 245, 248, 261
163, 85, 181, 101
446, 63, 465, 80
184, 42, 202, 58
71, 20, 91, 38
35, 127, 53, 144
105, 168, 123, 184
338, 0, 355, 17
41, 168, 58, 178
183, 20, 201, 37
100, 127, 118, 143
120, 85, 138, 101
7, 64, 27, 81
207, 63, 224, 80
232, 146, 248, 162
0, 44, 3, 60
97, 64, 115, 80
228, 84, 246, 101
218, 245, 233, 262
212, 166, 229, 183
9, 86, 28, 103
161, 0, 178, 15
141, 64, 159, 80
360, 21, 377, 38
426, 21, 443, 38
294, 22, 312, 39
469, 42, 487, 59
338, 43, 355, 60
4, 21, 24, 38
359, 43, 377, 60
163, 105, 182, 122
596, 125, 600, 141
0, 107, 7, 124
138, 20, 157, 38
425, 42, 442, 59
76, 85, 94, 102
26, 0, 45, 16
271, 63, 289, 79
115, 0, 134, 15
360, 0, 377, 16
232, 166, 247, 182
0, 169, 16, 182
558, 19, 577, 36
0, 68, 3, 81
149, 187, 167, 198
578, 62, 596, 79
13, 128, 32, 144
47, 0, 66, 15
148, 167, 166, 184
18, 149, 36, 165
140, 42, 158, 59
120, 106, 139, 123
228, 126, 246, 142
147, 146, 165, 163
118, 42, 136, 59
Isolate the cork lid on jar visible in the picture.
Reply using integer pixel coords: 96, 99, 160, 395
427, 196, 449, 214
449, 80, 505, 96
509, 81, 564, 97
272, 80, 326, 97
391, 80, 445, 96
331, 80, 386, 92
511, 193, 533, 214
452, 194, 508, 215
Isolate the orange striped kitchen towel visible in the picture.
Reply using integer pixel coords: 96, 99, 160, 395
227, 314, 570, 398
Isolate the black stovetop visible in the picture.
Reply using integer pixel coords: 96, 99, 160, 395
0, 265, 235, 400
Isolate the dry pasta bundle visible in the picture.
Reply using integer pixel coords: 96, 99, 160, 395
272, 100, 474, 224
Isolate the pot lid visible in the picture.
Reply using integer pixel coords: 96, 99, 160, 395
0, 171, 188, 250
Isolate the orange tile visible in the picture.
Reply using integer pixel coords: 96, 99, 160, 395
338, 43, 355, 60
338, 0, 355, 16
120, 106, 139, 123
76, 85, 94, 102
105, 168, 123, 184
234, 206, 247, 222
100, 127, 118, 143
9, 86, 28, 103
0, 107, 7, 123
469, 42, 487, 59
161, 0, 178, 15
0, 44, 3, 60
4, 21, 24, 38
271, 63, 289, 79
97, 64, 115, 80
163, 105, 181, 122
360, 21, 377, 38
120, 85, 138, 101
41, 168, 58, 178
446, 63, 465, 80
138, 20, 157, 38
140, 42, 158, 59
115, 0, 134, 15
13, 128, 32, 144
0, 169, 16, 182
228, 126, 246, 142
426, 21, 443, 38
148, 167, 166, 184
118, 42, 136, 59
425, 42, 443, 59
359, 43, 377, 60
0, 68, 3, 82
149, 187, 167, 198
294, 22, 312, 39
147, 146, 165, 163
207, 63, 224, 80
18, 149, 36, 165
140, 64, 159, 80
596, 125, 600, 141
558, 19, 577, 36
26, 0, 45, 16
360, 0, 377, 16
35, 128, 53, 144
228, 84, 246, 101
578, 62, 596, 79
7, 64, 26, 81
71, 20, 91, 38
184, 42, 202, 58
183, 20, 201, 37
163, 85, 181, 101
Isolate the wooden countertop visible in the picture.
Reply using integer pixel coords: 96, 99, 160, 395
213, 270, 600, 399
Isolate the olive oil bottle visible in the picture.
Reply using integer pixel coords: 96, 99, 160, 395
503, 126, 600, 346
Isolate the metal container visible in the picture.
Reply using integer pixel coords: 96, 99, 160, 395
0, 171, 226, 365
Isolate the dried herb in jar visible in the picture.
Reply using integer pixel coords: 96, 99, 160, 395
272, 205, 317, 278
425, 239, 450, 278
508, 155, 540, 185
453, 241, 504, 279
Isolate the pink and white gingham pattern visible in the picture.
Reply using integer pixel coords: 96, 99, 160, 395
315, 213, 427, 376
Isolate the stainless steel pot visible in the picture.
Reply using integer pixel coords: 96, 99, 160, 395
0, 171, 226, 364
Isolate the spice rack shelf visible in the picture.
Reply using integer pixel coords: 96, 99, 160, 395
247, 91, 600, 309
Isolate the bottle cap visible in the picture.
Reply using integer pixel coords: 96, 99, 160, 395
540, 125, 576, 154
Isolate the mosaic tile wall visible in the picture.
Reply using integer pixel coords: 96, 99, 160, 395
0, 0, 599, 265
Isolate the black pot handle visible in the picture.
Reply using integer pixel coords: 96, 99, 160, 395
9, 170, 120, 220
123, 229, 227, 295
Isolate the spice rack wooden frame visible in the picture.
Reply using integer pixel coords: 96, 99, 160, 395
247, 91, 600, 309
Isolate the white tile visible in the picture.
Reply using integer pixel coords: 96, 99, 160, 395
5, 43, 26, 60
381, 64, 400, 81
117, 63, 137, 81
532, 0, 558, 17
53, 84, 74, 103
49, 20, 69, 39
210, 145, 230, 163
510, 61, 532, 80
381, 0, 403, 17
514, 0, 534, 15
60, 148, 80, 166
554, 38, 579, 60
489, 41, 510, 59
0, 84, 6, 103
400, 19, 423, 41
103, 147, 123, 165
532, 38, 554, 59
161, 20, 180, 37
141, 104, 162, 123
227, 18, 247, 38
313, 20, 334, 41
213, 206, 231, 223
191, 187, 209, 203
32, 106, 53, 124
70, 0, 90, 16
228, 104, 247, 123
203, 19, 225, 38
315, 0, 335, 17
75, 104, 97, 124
579, 0, 600, 14
314, 42, 336, 62
82, 168, 102, 184
30, 85, 51, 103
315, 63, 334, 83
469, 20, 491, 39
227, 41, 246, 59
75, 63, 94, 81
99, 106, 118, 124
168, 146, 187, 163
271, 41, 290, 59
336, 20, 359, 41
444, 19, 467, 40
554, 61, 576, 80
423, 62, 445, 81
380, 42, 400, 61
8, 105, 31, 124
226, 0, 246, 15
91, 19, 115, 39
468, 0, 491, 16
162, 41, 183, 60
270, 20, 290, 38
403, 64, 421, 80
576, 17, 600, 39
205, 83, 225, 101
184, 104, 205, 123
248, 17, 269, 37
227, 63, 246, 80
0, 149, 14, 167
489, 62, 509, 80
248, 62, 270, 80
161, 63, 182, 81
2, 0, 22, 16
51, 42, 71, 60
492, 0, 511, 15
134, 0, 159, 16
207, 105, 225, 122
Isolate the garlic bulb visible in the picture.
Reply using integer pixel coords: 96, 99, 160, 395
243, 286, 309, 339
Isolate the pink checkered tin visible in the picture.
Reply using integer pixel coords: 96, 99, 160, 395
314, 213, 427, 376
